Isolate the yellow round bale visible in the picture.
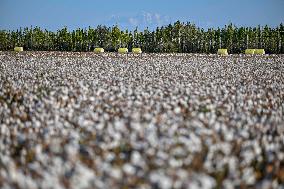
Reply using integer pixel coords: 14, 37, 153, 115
217, 49, 228, 55
132, 48, 142, 54
118, 48, 128, 54
245, 49, 255, 55
94, 48, 104, 53
14, 47, 23, 52
254, 49, 265, 55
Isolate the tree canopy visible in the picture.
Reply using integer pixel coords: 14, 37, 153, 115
0, 22, 283, 54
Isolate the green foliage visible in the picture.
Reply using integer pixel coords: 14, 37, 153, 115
0, 22, 283, 54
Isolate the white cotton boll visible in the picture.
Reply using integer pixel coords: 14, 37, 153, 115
131, 151, 144, 166
169, 158, 182, 168
198, 174, 216, 189
174, 107, 181, 114
110, 168, 122, 180
225, 130, 234, 141
150, 172, 172, 189
242, 168, 256, 185
123, 164, 136, 175
114, 120, 126, 132
72, 164, 95, 189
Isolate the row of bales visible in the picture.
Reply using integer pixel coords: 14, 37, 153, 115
13, 46, 143, 54
217, 49, 265, 55
14, 46, 265, 55
94, 47, 142, 54
98, 48, 265, 55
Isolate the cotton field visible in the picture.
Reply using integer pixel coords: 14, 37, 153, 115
0, 52, 284, 189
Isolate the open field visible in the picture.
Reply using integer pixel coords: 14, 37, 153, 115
0, 52, 284, 189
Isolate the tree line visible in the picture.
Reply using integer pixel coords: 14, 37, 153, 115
0, 22, 283, 54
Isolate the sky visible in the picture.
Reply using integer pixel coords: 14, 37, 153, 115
0, 0, 284, 31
